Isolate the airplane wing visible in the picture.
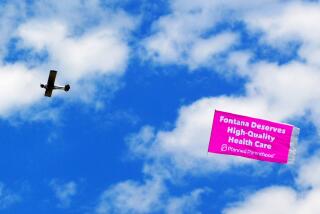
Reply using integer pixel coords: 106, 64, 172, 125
47, 70, 57, 88
44, 70, 57, 97
45, 88, 53, 97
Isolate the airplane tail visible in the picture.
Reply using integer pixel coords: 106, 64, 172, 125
64, 84, 70, 92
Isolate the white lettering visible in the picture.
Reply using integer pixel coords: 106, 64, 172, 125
254, 140, 272, 149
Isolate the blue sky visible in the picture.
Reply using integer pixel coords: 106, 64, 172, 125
1, 0, 320, 213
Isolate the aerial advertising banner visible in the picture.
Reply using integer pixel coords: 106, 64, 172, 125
208, 110, 300, 164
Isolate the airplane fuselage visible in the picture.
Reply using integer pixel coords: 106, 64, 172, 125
40, 84, 65, 90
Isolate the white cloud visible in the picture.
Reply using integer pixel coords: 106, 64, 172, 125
142, 0, 289, 69
188, 33, 238, 69
96, 178, 165, 214
222, 150, 320, 214
33, 0, 101, 23
142, 0, 241, 68
0, 64, 45, 117
0, 1, 26, 59
95, 176, 207, 214
245, 2, 320, 43
18, 20, 130, 81
166, 189, 206, 214
223, 186, 320, 214
223, 186, 296, 214
0, 182, 20, 210
296, 152, 320, 189
243, 2, 320, 70
246, 62, 320, 120
50, 180, 77, 208
144, 25, 237, 69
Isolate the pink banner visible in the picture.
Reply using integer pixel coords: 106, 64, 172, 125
208, 110, 299, 164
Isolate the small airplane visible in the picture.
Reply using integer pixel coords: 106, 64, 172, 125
40, 70, 70, 97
